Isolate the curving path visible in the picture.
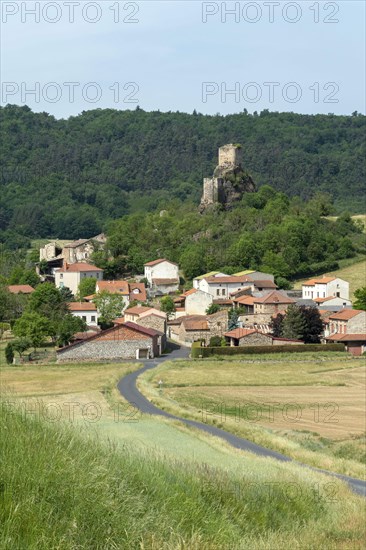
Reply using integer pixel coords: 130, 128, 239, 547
117, 344, 366, 497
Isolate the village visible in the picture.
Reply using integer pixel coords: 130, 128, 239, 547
4, 230, 364, 363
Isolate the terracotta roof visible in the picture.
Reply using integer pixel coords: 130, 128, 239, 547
7, 284, 35, 294
253, 280, 278, 289
224, 328, 258, 338
152, 278, 179, 285
182, 315, 209, 331
123, 321, 163, 337
183, 288, 197, 296
56, 263, 103, 273
68, 302, 97, 311
327, 333, 366, 342
145, 258, 178, 267
125, 306, 153, 316
254, 291, 295, 305
83, 294, 96, 301
303, 277, 336, 286
139, 309, 166, 320
97, 280, 129, 294
233, 295, 256, 305
213, 299, 232, 305
129, 282, 147, 302
113, 317, 125, 324
328, 309, 364, 321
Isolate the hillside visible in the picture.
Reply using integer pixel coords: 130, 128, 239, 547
0, 105, 365, 241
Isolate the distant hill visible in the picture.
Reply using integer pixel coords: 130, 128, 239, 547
0, 105, 365, 240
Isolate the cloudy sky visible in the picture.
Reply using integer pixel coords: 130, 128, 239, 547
1, 1, 365, 118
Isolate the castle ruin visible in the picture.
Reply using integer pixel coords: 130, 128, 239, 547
199, 144, 256, 213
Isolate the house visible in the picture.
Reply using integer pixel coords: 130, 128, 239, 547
55, 263, 103, 296
302, 277, 349, 301
39, 234, 107, 279
67, 302, 99, 327
57, 321, 163, 362
224, 328, 303, 347
144, 259, 180, 294
325, 309, 366, 337
95, 280, 147, 310
326, 333, 366, 356
169, 310, 228, 346
124, 305, 159, 323
313, 296, 352, 310
194, 272, 276, 299
253, 291, 295, 323
174, 288, 213, 315
7, 284, 35, 294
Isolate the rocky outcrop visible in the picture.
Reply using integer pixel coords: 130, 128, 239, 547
199, 144, 256, 213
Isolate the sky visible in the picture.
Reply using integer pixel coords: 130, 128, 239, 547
1, 0, 365, 118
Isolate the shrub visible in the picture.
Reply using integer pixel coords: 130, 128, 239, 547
191, 343, 345, 358
5, 343, 14, 364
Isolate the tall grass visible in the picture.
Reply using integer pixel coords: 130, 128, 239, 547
0, 401, 365, 549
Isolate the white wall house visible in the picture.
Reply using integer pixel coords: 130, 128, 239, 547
55, 263, 103, 296
185, 289, 213, 315
68, 302, 99, 326
196, 274, 254, 299
144, 259, 179, 294
302, 277, 349, 300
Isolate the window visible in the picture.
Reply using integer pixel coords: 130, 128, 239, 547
222, 289, 226, 296
336, 292, 340, 297
91, 316, 96, 322
216, 289, 220, 296
60, 274, 63, 279
82, 316, 86, 322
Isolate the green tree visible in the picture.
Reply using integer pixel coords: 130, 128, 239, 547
56, 315, 86, 347
281, 305, 306, 340
206, 303, 220, 315
0, 322, 11, 339
353, 287, 366, 310
228, 309, 239, 331
77, 277, 97, 300
93, 291, 125, 327
269, 313, 285, 338
160, 296, 176, 319
12, 338, 31, 358
299, 306, 324, 344
5, 343, 14, 364
13, 312, 51, 350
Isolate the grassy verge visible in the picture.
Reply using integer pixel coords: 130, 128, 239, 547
138, 354, 366, 479
1, 401, 365, 549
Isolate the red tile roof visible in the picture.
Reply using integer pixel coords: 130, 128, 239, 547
97, 280, 129, 294
254, 291, 295, 305
303, 277, 336, 286
7, 284, 35, 294
327, 333, 366, 342
123, 321, 163, 337
253, 280, 278, 289
183, 288, 197, 296
205, 276, 251, 284
233, 295, 256, 305
129, 282, 147, 302
145, 258, 178, 267
68, 302, 97, 311
182, 315, 209, 331
224, 328, 258, 338
56, 263, 103, 273
125, 306, 153, 316
328, 309, 363, 321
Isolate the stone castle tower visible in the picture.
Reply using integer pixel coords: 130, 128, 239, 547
199, 144, 256, 213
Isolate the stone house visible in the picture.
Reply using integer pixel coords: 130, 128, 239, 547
124, 305, 162, 323
325, 309, 366, 337
302, 276, 349, 301
313, 296, 352, 310
326, 333, 366, 356
57, 322, 163, 362
68, 302, 99, 327
96, 280, 147, 311
39, 234, 106, 279
169, 310, 228, 346
253, 291, 295, 323
55, 263, 103, 296
224, 328, 303, 347
144, 259, 179, 294
194, 272, 276, 299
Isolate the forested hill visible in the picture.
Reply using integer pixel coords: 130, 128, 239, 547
0, 105, 365, 241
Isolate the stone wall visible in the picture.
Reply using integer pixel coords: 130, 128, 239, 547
237, 332, 273, 346
57, 339, 152, 362
348, 312, 366, 333
218, 144, 242, 166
